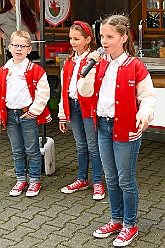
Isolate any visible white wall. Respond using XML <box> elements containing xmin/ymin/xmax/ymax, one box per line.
<box><xmin>150</xmin><ymin>88</ymin><xmax>165</xmax><ymax>127</ymax></box>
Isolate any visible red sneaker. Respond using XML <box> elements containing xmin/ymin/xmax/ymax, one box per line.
<box><xmin>113</xmin><ymin>226</ymin><xmax>138</xmax><ymax>247</ymax></box>
<box><xmin>26</xmin><ymin>182</ymin><xmax>41</xmax><ymax>197</ymax></box>
<box><xmin>93</xmin><ymin>222</ymin><xmax>123</xmax><ymax>238</ymax></box>
<box><xmin>93</xmin><ymin>182</ymin><xmax>105</xmax><ymax>200</ymax></box>
<box><xmin>10</xmin><ymin>182</ymin><xmax>28</xmax><ymax>196</ymax></box>
<box><xmin>61</xmin><ymin>179</ymin><xmax>89</xmax><ymax>193</ymax></box>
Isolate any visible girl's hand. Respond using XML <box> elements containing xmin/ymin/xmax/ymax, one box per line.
<box><xmin>59</xmin><ymin>123</ymin><xmax>68</xmax><ymax>133</ymax></box>
<box><xmin>136</xmin><ymin>117</ymin><xmax>149</xmax><ymax>132</ymax></box>
<box><xmin>87</xmin><ymin>50</ymin><xmax>103</xmax><ymax>63</ymax></box>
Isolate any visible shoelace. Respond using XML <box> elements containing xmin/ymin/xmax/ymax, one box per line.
<box><xmin>100</xmin><ymin>222</ymin><xmax>114</xmax><ymax>231</ymax></box>
<box><xmin>69</xmin><ymin>180</ymin><xmax>82</xmax><ymax>188</ymax></box>
<box><xmin>13</xmin><ymin>182</ymin><xmax>26</xmax><ymax>190</ymax></box>
<box><xmin>28</xmin><ymin>183</ymin><xmax>39</xmax><ymax>191</ymax></box>
<box><xmin>93</xmin><ymin>184</ymin><xmax>103</xmax><ymax>194</ymax></box>
<box><xmin>117</xmin><ymin>228</ymin><xmax>131</xmax><ymax>239</ymax></box>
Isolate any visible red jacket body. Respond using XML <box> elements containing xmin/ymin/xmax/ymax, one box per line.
<box><xmin>0</xmin><ymin>62</ymin><xmax>51</xmax><ymax>129</ymax></box>
<box><xmin>62</xmin><ymin>56</ymin><xmax>93</xmax><ymax>121</ymax></box>
<box><xmin>91</xmin><ymin>56</ymin><xmax>149</xmax><ymax>141</ymax></box>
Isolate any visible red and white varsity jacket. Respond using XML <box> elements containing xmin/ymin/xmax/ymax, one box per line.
<box><xmin>58</xmin><ymin>55</ymin><xmax>94</xmax><ymax>123</ymax></box>
<box><xmin>78</xmin><ymin>56</ymin><xmax>156</xmax><ymax>142</ymax></box>
<box><xmin>0</xmin><ymin>60</ymin><xmax>52</xmax><ymax>129</ymax></box>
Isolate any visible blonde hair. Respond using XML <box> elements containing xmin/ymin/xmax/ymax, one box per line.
<box><xmin>10</xmin><ymin>30</ymin><xmax>31</xmax><ymax>46</ymax></box>
<box><xmin>102</xmin><ymin>15</ymin><xmax>135</xmax><ymax>57</ymax></box>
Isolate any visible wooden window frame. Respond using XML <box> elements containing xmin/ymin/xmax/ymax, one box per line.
<box><xmin>142</xmin><ymin>0</ymin><xmax>165</xmax><ymax>38</ymax></box>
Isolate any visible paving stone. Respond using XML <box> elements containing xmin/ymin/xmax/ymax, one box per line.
<box><xmin>0</xmin><ymin>237</ymin><xmax>17</xmax><ymax>247</ymax></box>
<box><xmin>40</xmin><ymin>235</ymin><xmax>70</xmax><ymax>247</ymax></box>
<box><xmin>46</xmin><ymin>212</ymin><xmax>77</xmax><ymax>229</ymax></box>
<box><xmin>39</xmin><ymin>205</ymin><xmax>68</xmax><ymax>218</ymax></box>
<box><xmin>61</xmin><ymin>232</ymin><xmax>93</xmax><ymax>247</ymax></box>
<box><xmin>11</xmin><ymin>235</ymin><xmax>42</xmax><ymax>248</ymax></box>
<box><xmin>15</xmin><ymin>205</ymin><xmax>47</xmax><ymax>220</ymax></box>
<box><xmin>22</xmin><ymin>214</ymin><xmax>53</xmax><ymax>230</ymax></box>
<box><xmin>140</xmin><ymin>226</ymin><xmax>165</xmax><ymax>245</ymax></box>
<box><xmin>1</xmin><ymin>216</ymin><xmax>29</xmax><ymax>231</ymax></box>
<box><xmin>28</xmin><ymin>224</ymin><xmax>59</xmax><ymax>240</ymax></box>
<box><xmin>0</xmin><ymin>207</ymin><xmax>20</xmax><ymax>221</ymax></box>
<box><xmin>2</xmin><ymin>226</ymin><xmax>34</xmax><ymax>242</ymax></box>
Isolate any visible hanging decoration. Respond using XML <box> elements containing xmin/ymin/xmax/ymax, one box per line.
<box><xmin>38</xmin><ymin>0</ymin><xmax>71</xmax><ymax>26</ymax></box>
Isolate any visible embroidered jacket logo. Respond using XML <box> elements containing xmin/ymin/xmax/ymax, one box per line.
<box><xmin>128</xmin><ymin>80</ymin><xmax>135</xmax><ymax>86</ymax></box>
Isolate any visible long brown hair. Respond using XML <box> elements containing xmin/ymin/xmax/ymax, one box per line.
<box><xmin>68</xmin><ymin>21</ymin><xmax>98</xmax><ymax>61</ymax></box>
<box><xmin>0</xmin><ymin>0</ymin><xmax>37</xmax><ymax>34</ymax></box>
<box><xmin>102</xmin><ymin>15</ymin><xmax>135</xmax><ymax>57</ymax></box>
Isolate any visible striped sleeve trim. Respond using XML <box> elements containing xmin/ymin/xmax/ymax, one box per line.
<box><xmin>129</xmin><ymin>130</ymin><xmax>142</xmax><ymax>141</ymax></box>
<box><xmin>46</xmin><ymin>115</ymin><xmax>52</xmax><ymax>123</ymax></box>
<box><xmin>27</xmin><ymin>111</ymin><xmax>37</xmax><ymax>119</ymax></box>
<box><xmin>59</xmin><ymin>118</ymin><xmax>67</xmax><ymax>124</ymax></box>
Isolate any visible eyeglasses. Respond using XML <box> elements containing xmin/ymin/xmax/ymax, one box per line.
<box><xmin>10</xmin><ymin>43</ymin><xmax>30</xmax><ymax>50</ymax></box>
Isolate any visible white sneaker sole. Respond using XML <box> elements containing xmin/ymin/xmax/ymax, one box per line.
<box><xmin>93</xmin><ymin>193</ymin><xmax>105</xmax><ymax>200</ymax></box>
<box><xmin>93</xmin><ymin>231</ymin><xmax>113</xmax><ymax>238</ymax></box>
<box><xmin>93</xmin><ymin>228</ymin><xmax>121</xmax><ymax>238</ymax></box>
<box><xmin>113</xmin><ymin>231</ymin><xmax>138</xmax><ymax>247</ymax></box>
<box><xmin>26</xmin><ymin>186</ymin><xmax>41</xmax><ymax>197</ymax></box>
<box><xmin>10</xmin><ymin>190</ymin><xmax>23</xmax><ymax>196</ymax></box>
<box><xmin>61</xmin><ymin>185</ymin><xmax>89</xmax><ymax>193</ymax></box>
<box><xmin>26</xmin><ymin>190</ymin><xmax>40</xmax><ymax>197</ymax></box>
<box><xmin>9</xmin><ymin>185</ymin><xmax>28</xmax><ymax>196</ymax></box>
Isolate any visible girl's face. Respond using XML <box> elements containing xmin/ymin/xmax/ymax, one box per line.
<box><xmin>69</xmin><ymin>29</ymin><xmax>91</xmax><ymax>56</ymax></box>
<box><xmin>100</xmin><ymin>24</ymin><xmax>128</xmax><ymax>60</ymax></box>
<box><xmin>8</xmin><ymin>36</ymin><xmax>32</xmax><ymax>64</ymax></box>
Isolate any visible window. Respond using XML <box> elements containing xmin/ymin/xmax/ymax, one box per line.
<box><xmin>142</xmin><ymin>0</ymin><xmax>165</xmax><ymax>38</ymax></box>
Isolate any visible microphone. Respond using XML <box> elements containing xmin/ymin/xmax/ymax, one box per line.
<box><xmin>80</xmin><ymin>47</ymin><xmax>105</xmax><ymax>78</ymax></box>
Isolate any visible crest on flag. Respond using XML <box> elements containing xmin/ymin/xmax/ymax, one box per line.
<box><xmin>38</xmin><ymin>0</ymin><xmax>71</xmax><ymax>27</ymax></box>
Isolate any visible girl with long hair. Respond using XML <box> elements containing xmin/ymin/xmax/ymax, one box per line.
<box><xmin>58</xmin><ymin>21</ymin><xmax>105</xmax><ymax>200</ymax></box>
<box><xmin>78</xmin><ymin>14</ymin><xmax>156</xmax><ymax>247</ymax></box>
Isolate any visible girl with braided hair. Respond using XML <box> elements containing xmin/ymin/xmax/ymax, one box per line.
<box><xmin>78</xmin><ymin>14</ymin><xmax>156</xmax><ymax>247</ymax></box>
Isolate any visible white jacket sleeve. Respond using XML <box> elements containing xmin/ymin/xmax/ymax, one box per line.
<box><xmin>28</xmin><ymin>72</ymin><xmax>50</xmax><ymax>117</ymax></box>
<box><xmin>57</xmin><ymin>68</ymin><xmax>66</xmax><ymax>121</ymax></box>
<box><xmin>136</xmin><ymin>74</ymin><xmax>156</xmax><ymax>123</ymax></box>
<box><xmin>77</xmin><ymin>67</ymin><xmax>96</xmax><ymax>97</ymax></box>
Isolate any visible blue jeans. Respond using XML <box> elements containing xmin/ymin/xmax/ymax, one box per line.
<box><xmin>98</xmin><ymin>117</ymin><xmax>141</xmax><ymax>225</ymax></box>
<box><xmin>6</xmin><ymin>109</ymin><xmax>41</xmax><ymax>183</ymax></box>
<box><xmin>70</xmin><ymin>98</ymin><xmax>103</xmax><ymax>184</ymax></box>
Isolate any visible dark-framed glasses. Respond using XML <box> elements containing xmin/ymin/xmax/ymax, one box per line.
<box><xmin>10</xmin><ymin>43</ymin><xmax>30</xmax><ymax>50</ymax></box>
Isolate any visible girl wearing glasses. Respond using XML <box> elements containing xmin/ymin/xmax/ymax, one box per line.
<box><xmin>0</xmin><ymin>0</ymin><xmax>40</xmax><ymax>60</ymax></box>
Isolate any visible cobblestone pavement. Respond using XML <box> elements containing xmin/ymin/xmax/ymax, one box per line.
<box><xmin>0</xmin><ymin>110</ymin><xmax>165</xmax><ymax>248</ymax></box>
